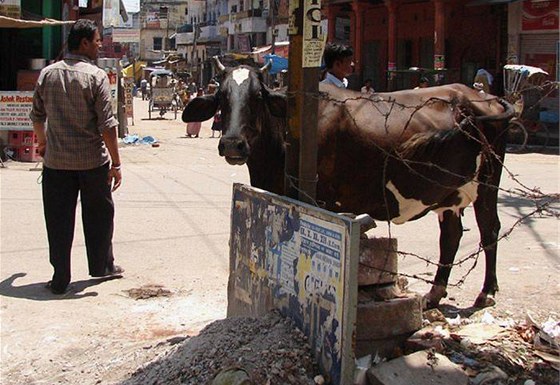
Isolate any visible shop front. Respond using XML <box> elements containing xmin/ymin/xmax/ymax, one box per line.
<box><xmin>0</xmin><ymin>1</ymin><xmax>77</xmax><ymax>162</ymax></box>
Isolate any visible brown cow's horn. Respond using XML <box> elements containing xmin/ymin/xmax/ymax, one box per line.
<box><xmin>259</xmin><ymin>59</ymin><xmax>272</xmax><ymax>73</ymax></box>
<box><xmin>213</xmin><ymin>56</ymin><xmax>226</xmax><ymax>74</ymax></box>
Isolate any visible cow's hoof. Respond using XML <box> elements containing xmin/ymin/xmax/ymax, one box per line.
<box><xmin>423</xmin><ymin>285</ymin><xmax>447</xmax><ymax>309</ymax></box>
<box><xmin>474</xmin><ymin>293</ymin><xmax>496</xmax><ymax>308</ymax></box>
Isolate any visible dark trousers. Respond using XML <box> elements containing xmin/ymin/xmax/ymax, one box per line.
<box><xmin>42</xmin><ymin>164</ymin><xmax>115</xmax><ymax>290</ymax></box>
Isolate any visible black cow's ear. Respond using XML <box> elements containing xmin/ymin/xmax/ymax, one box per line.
<box><xmin>266</xmin><ymin>91</ymin><xmax>287</xmax><ymax>118</ymax></box>
<box><xmin>182</xmin><ymin>95</ymin><xmax>218</xmax><ymax>122</ymax></box>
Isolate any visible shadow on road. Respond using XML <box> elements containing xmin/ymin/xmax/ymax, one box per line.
<box><xmin>0</xmin><ymin>272</ymin><xmax>122</xmax><ymax>301</ymax></box>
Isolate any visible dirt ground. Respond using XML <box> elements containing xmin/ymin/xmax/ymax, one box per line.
<box><xmin>1</xmin><ymin>97</ymin><xmax>558</xmax><ymax>384</ymax></box>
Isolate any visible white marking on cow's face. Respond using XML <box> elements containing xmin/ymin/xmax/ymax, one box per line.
<box><xmin>232</xmin><ymin>68</ymin><xmax>250</xmax><ymax>86</ymax></box>
<box><xmin>386</xmin><ymin>181</ymin><xmax>430</xmax><ymax>224</ymax></box>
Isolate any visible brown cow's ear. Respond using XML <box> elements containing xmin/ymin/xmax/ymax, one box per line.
<box><xmin>266</xmin><ymin>91</ymin><xmax>287</xmax><ymax>118</ymax></box>
<box><xmin>181</xmin><ymin>95</ymin><xmax>218</xmax><ymax>122</ymax></box>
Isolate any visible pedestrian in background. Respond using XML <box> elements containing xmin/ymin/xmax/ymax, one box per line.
<box><xmin>320</xmin><ymin>43</ymin><xmax>354</xmax><ymax>88</ymax></box>
<box><xmin>186</xmin><ymin>88</ymin><xmax>204</xmax><ymax>138</ymax></box>
<box><xmin>140</xmin><ymin>78</ymin><xmax>148</xmax><ymax>100</ymax></box>
<box><xmin>414</xmin><ymin>77</ymin><xmax>430</xmax><ymax>89</ymax></box>
<box><xmin>29</xmin><ymin>19</ymin><xmax>124</xmax><ymax>295</ymax></box>
<box><xmin>361</xmin><ymin>78</ymin><xmax>375</xmax><ymax>94</ymax></box>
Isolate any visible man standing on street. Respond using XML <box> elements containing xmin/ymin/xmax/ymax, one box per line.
<box><xmin>30</xmin><ymin>19</ymin><xmax>124</xmax><ymax>295</ymax></box>
<box><xmin>320</xmin><ymin>43</ymin><xmax>354</xmax><ymax>88</ymax></box>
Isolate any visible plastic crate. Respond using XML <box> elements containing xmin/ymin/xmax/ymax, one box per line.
<box><xmin>17</xmin><ymin>146</ymin><xmax>42</xmax><ymax>162</ymax></box>
<box><xmin>8</xmin><ymin>130</ymin><xmax>37</xmax><ymax>147</ymax></box>
<box><xmin>8</xmin><ymin>130</ymin><xmax>24</xmax><ymax>146</ymax></box>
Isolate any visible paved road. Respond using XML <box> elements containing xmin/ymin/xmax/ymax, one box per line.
<box><xmin>1</xmin><ymin>97</ymin><xmax>558</xmax><ymax>384</ymax></box>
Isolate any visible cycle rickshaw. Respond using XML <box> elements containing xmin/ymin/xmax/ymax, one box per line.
<box><xmin>503</xmin><ymin>64</ymin><xmax>554</xmax><ymax>151</ymax></box>
<box><xmin>148</xmin><ymin>69</ymin><xmax>178</xmax><ymax>119</ymax></box>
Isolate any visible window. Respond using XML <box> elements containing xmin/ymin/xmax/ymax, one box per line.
<box><xmin>153</xmin><ymin>37</ymin><xmax>163</xmax><ymax>50</ymax></box>
<box><xmin>231</xmin><ymin>5</ymin><xmax>237</xmax><ymax>13</ymax></box>
<box><xmin>169</xmin><ymin>38</ymin><xmax>176</xmax><ymax>49</ymax></box>
<box><xmin>239</xmin><ymin>0</ymin><xmax>244</xmax><ymax>12</ymax></box>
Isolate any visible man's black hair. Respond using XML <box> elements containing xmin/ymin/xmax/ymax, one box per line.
<box><xmin>323</xmin><ymin>43</ymin><xmax>353</xmax><ymax>69</ymax></box>
<box><xmin>67</xmin><ymin>19</ymin><xmax>98</xmax><ymax>52</ymax></box>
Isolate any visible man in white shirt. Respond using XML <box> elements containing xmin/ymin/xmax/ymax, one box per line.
<box><xmin>320</xmin><ymin>43</ymin><xmax>354</xmax><ymax>88</ymax></box>
<box><xmin>361</xmin><ymin>78</ymin><xmax>374</xmax><ymax>94</ymax></box>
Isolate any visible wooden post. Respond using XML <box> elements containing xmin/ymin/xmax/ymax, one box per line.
<box><xmin>351</xmin><ymin>0</ymin><xmax>365</xmax><ymax>75</ymax></box>
<box><xmin>385</xmin><ymin>0</ymin><xmax>398</xmax><ymax>91</ymax></box>
<box><xmin>285</xmin><ymin>0</ymin><xmax>324</xmax><ymax>204</ymax></box>
<box><xmin>327</xmin><ymin>6</ymin><xmax>337</xmax><ymax>43</ymax></box>
<box><xmin>433</xmin><ymin>0</ymin><xmax>446</xmax><ymax>79</ymax></box>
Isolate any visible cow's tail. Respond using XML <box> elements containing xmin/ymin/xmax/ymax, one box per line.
<box><xmin>475</xmin><ymin>98</ymin><xmax>515</xmax><ymax>122</ymax></box>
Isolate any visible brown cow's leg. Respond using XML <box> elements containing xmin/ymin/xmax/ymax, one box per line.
<box><xmin>424</xmin><ymin>211</ymin><xmax>463</xmax><ymax>308</ymax></box>
<box><xmin>473</xmin><ymin>183</ymin><xmax>501</xmax><ymax>308</ymax></box>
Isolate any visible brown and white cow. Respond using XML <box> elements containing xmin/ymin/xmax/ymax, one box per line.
<box><xmin>182</xmin><ymin>59</ymin><xmax>514</xmax><ymax>308</ymax></box>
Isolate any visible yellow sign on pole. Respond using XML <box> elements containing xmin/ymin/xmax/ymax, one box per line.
<box><xmin>302</xmin><ymin>0</ymin><xmax>325</xmax><ymax>68</ymax></box>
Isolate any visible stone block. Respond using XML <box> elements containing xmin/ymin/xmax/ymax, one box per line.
<box><xmin>367</xmin><ymin>350</ymin><xmax>469</xmax><ymax>385</ymax></box>
<box><xmin>355</xmin><ymin>333</ymin><xmax>410</xmax><ymax>360</ymax></box>
<box><xmin>356</xmin><ymin>293</ymin><xmax>423</xmax><ymax>340</ymax></box>
<box><xmin>358</xmin><ymin>237</ymin><xmax>398</xmax><ymax>286</ymax></box>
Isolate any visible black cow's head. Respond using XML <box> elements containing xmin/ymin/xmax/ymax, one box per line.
<box><xmin>182</xmin><ymin>57</ymin><xmax>286</xmax><ymax>165</ymax></box>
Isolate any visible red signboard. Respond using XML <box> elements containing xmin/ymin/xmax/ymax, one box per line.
<box><xmin>522</xmin><ymin>0</ymin><xmax>559</xmax><ymax>31</ymax></box>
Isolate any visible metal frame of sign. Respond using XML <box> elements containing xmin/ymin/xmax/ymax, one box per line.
<box><xmin>227</xmin><ymin>184</ymin><xmax>359</xmax><ymax>384</ymax></box>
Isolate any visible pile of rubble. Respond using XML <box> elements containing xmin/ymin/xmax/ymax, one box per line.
<box><xmin>120</xmin><ymin>311</ymin><xmax>318</xmax><ymax>385</ymax></box>
<box><xmin>118</xmin><ymin>307</ymin><xmax>558</xmax><ymax>385</ymax></box>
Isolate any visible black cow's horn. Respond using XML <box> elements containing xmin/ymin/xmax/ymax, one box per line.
<box><xmin>213</xmin><ymin>56</ymin><xmax>226</xmax><ymax>74</ymax></box>
<box><xmin>259</xmin><ymin>59</ymin><xmax>272</xmax><ymax>73</ymax></box>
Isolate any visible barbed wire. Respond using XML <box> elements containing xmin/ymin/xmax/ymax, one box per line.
<box><xmin>281</xmin><ymin>83</ymin><xmax>559</xmax><ymax>289</ymax></box>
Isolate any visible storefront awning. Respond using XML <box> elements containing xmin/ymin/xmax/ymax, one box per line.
<box><xmin>0</xmin><ymin>15</ymin><xmax>75</xmax><ymax>29</ymax></box>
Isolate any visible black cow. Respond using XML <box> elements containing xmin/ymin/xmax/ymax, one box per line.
<box><xmin>182</xmin><ymin>58</ymin><xmax>514</xmax><ymax>308</ymax></box>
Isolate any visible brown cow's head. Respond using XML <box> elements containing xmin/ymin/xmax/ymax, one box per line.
<box><xmin>182</xmin><ymin>57</ymin><xmax>286</xmax><ymax>165</ymax></box>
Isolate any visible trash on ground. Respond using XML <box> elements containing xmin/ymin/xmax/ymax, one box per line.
<box><xmin>123</xmin><ymin>134</ymin><xmax>158</xmax><ymax>145</ymax></box>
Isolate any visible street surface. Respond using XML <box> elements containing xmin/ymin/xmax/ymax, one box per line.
<box><xmin>1</xmin><ymin>97</ymin><xmax>558</xmax><ymax>384</ymax></box>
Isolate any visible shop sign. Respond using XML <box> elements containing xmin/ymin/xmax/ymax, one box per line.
<box><xmin>522</xmin><ymin>1</ymin><xmax>559</xmax><ymax>31</ymax></box>
<box><xmin>146</xmin><ymin>12</ymin><xmax>160</xmax><ymax>29</ymax></box>
<box><xmin>0</xmin><ymin>91</ymin><xmax>33</xmax><ymax>131</ymax></box>
<box><xmin>302</xmin><ymin>0</ymin><xmax>325</xmax><ymax>68</ymax></box>
<box><xmin>0</xmin><ymin>0</ymin><xmax>21</xmax><ymax>18</ymax></box>
<box><xmin>123</xmin><ymin>77</ymin><xmax>134</xmax><ymax>119</ymax></box>
<box><xmin>112</xmin><ymin>29</ymin><xmax>140</xmax><ymax>43</ymax></box>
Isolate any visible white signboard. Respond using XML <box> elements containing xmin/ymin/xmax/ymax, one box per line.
<box><xmin>0</xmin><ymin>92</ymin><xmax>33</xmax><ymax>131</ymax></box>
<box><xmin>302</xmin><ymin>0</ymin><xmax>325</xmax><ymax>68</ymax></box>
<box><xmin>103</xmin><ymin>0</ymin><xmax>121</xmax><ymax>28</ymax></box>
<box><xmin>121</xmin><ymin>0</ymin><xmax>139</xmax><ymax>13</ymax></box>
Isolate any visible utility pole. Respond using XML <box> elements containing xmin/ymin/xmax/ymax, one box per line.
<box><xmin>160</xmin><ymin>5</ymin><xmax>170</xmax><ymax>52</ymax></box>
<box><xmin>284</xmin><ymin>0</ymin><xmax>324</xmax><ymax>203</ymax></box>
<box><xmin>270</xmin><ymin>0</ymin><xmax>276</xmax><ymax>54</ymax></box>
